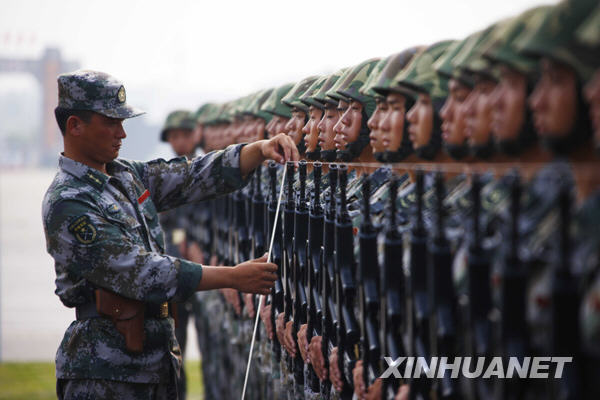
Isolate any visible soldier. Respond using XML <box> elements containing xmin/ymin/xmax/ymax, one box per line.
<box><xmin>44</xmin><ymin>69</ymin><xmax>300</xmax><ymax>400</ymax></box>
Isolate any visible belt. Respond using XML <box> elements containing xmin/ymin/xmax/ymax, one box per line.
<box><xmin>76</xmin><ymin>301</ymin><xmax>170</xmax><ymax>320</ymax></box>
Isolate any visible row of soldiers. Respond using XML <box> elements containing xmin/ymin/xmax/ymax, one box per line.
<box><xmin>162</xmin><ymin>0</ymin><xmax>600</xmax><ymax>398</ymax></box>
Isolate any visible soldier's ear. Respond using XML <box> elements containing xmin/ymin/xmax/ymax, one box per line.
<box><xmin>66</xmin><ymin>115</ymin><xmax>86</xmax><ymax>137</ymax></box>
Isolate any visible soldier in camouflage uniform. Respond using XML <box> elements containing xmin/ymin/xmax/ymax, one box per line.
<box><xmin>43</xmin><ymin>69</ymin><xmax>300</xmax><ymax>400</ymax></box>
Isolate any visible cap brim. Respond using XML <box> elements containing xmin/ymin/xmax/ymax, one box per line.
<box><xmin>99</xmin><ymin>104</ymin><xmax>146</xmax><ymax>119</ymax></box>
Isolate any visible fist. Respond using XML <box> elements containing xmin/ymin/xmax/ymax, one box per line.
<box><xmin>309</xmin><ymin>336</ymin><xmax>328</xmax><ymax>381</ymax></box>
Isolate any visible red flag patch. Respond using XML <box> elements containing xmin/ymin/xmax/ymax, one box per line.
<box><xmin>138</xmin><ymin>189</ymin><xmax>150</xmax><ymax>204</ymax></box>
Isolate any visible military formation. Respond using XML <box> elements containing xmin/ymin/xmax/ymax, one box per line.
<box><xmin>160</xmin><ymin>0</ymin><xmax>600</xmax><ymax>398</ymax></box>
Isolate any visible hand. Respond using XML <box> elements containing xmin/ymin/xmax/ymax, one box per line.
<box><xmin>365</xmin><ymin>379</ymin><xmax>383</xmax><ymax>400</ymax></box>
<box><xmin>222</xmin><ymin>288</ymin><xmax>242</xmax><ymax>315</ymax></box>
<box><xmin>297</xmin><ymin>324</ymin><xmax>309</xmax><ymax>363</ymax></box>
<box><xmin>210</xmin><ymin>254</ymin><xmax>218</xmax><ymax>266</ymax></box>
<box><xmin>309</xmin><ymin>336</ymin><xmax>328</xmax><ymax>381</ymax></box>
<box><xmin>243</xmin><ymin>293</ymin><xmax>255</xmax><ymax>319</ymax></box>
<box><xmin>260</xmin><ymin>133</ymin><xmax>300</xmax><ymax>165</ymax></box>
<box><xmin>353</xmin><ymin>360</ymin><xmax>366</xmax><ymax>400</ymax></box>
<box><xmin>232</xmin><ymin>253</ymin><xmax>277</xmax><ymax>295</ymax></box>
<box><xmin>284</xmin><ymin>320</ymin><xmax>297</xmax><ymax>357</ymax></box>
<box><xmin>276</xmin><ymin>313</ymin><xmax>286</xmax><ymax>347</ymax></box>
<box><xmin>329</xmin><ymin>347</ymin><xmax>344</xmax><ymax>392</ymax></box>
<box><xmin>259</xmin><ymin>300</ymin><xmax>273</xmax><ymax>340</ymax></box>
<box><xmin>394</xmin><ymin>384</ymin><xmax>410</xmax><ymax>400</ymax></box>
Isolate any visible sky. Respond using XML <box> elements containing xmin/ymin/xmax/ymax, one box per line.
<box><xmin>0</xmin><ymin>0</ymin><xmax>558</xmax><ymax>124</ymax></box>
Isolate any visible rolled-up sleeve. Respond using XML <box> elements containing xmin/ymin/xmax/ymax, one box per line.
<box><xmin>45</xmin><ymin>199</ymin><xmax>203</xmax><ymax>303</ymax></box>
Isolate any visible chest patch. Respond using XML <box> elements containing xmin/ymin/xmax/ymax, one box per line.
<box><xmin>68</xmin><ymin>215</ymin><xmax>97</xmax><ymax>244</ymax></box>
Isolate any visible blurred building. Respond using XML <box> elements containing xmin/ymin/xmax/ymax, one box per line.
<box><xmin>0</xmin><ymin>47</ymin><xmax>78</xmax><ymax>166</ymax></box>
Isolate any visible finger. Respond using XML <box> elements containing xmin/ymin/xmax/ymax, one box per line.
<box><xmin>255</xmin><ymin>253</ymin><xmax>268</xmax><ymax>262</ymax></box>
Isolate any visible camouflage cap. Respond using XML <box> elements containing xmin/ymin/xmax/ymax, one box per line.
<box><xmin>325</xmin><ymin>67</ymin><xmax>354</xmax><ymax>103</ymax></box>
<box><xmin>232</xmin><ymin>94</ymin><xmax>254</xmax><ymax>118</ymax></box>
<box><xmin>199</xmin><ymin>103</ymin><xmax>223</xmax><ymax>126</ymax></box>
<box><xmin>311</xmin><ymin>68</ymin><xmax>347</xmax><ymax>107</ymax></box>
<box><xmin>214</xmin><ymin>101</ymin><xmax>235</xmax><ymax>124</ymax></box>
<box><xmin>433</xmin><ymin>36</ymin><xmax>474</xmax><ymax>87</ymax></box>
<box><xmin>336</xmin><ymin>58</ymin><xmax>382</xmax><ymax>116</ymax></box>
<box><xmin>370</xmin><ymin>48</ymin><xmax>421</xmax><ymax>96</ymax></box>
<box><xmin>453</xmin><ymin>22</ymin><xmax>503</xmax><ymax>81</ymax></box>
<box><xmin>300</xmin><ymin>75</ymin><xmax>328</xmax><ymax>109</ymax></box>
<box><xmin>359</xmin><ymin>57</ymin><xmax>391</xmax><ymax>99</ymax></box>
<box><xmin>281</xmin><ymin>76</ymin><xmax>320</xmax><ymax>113</ymax></box>
<box><xmin>194</xmin><ymin>103</ymin><xmax>214</xmax><ymax>123</ymax></box>
<box><xmin>395</xmin><ymin>40</ymin><xmax>456</xmax><ymax>102</ymax></box>
<box><xmin>515</xmin><ymin>0</ymin><xmax>597</xmax><ymax>81</ymax></box>
<box><xmin>57</xmin><ymin>69</ymin><xmax>145</xmax><ymax>119</ymax></box>
<box><xmin>575</xmin><ymin>3</ymin><xmax>600</xmax><ymax>49</ymax></box>
<box><xmin>260</xmin><ymin>82</ymin><xmax>294</xmax><ymax>119</ymax></box>
<box><xmin>245</xmin><ymin>88</ymin><xmax>275</xmax><ymax>122</ymax></box>
<box><xmin>160</xmin><ymin>110</ymin><xmax>196</xmax><ymax>141</ymax></box>
<box><xmin>481</xmin><ymin>6</ymin><xmax>552</xmax><ymax>75</ymax></box>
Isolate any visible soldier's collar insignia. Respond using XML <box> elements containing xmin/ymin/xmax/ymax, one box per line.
<box><xmin>85</xmin><ymin>171</ymin><xmax>108</xmax><ymax>190</ymax></box>
<box><xmin>107</xmin><ymin>204</ymin><xmax>120</xmax><ymax>214</ymax></box>
<box><xmin>117</xmin><ymin>86</ymin><xmax>126</xmax><ymax>103</ymax></box>
<box><xmin>68</xmin><ymin>215</ymin><xmax>97</xmax><ymax>245</ymax></box>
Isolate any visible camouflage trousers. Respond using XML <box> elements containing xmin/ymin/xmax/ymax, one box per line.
<box><xmin>57</xmin><ymin>378</ymin><xmax>177</xmax><ymax>400</ymax></box>
<box><xmin>304</xmin><ymin>363</ymin><xmax>321</xmax><ymax>400</ymax></box>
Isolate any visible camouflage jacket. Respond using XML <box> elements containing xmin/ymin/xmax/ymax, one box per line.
<box><xmin>42</xmin><ymin>144</ymin><xmax>248</xmax><ymax>383</ymax></box>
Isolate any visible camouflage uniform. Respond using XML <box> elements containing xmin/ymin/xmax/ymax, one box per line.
<box><xmin>44</xmin><ymin>70</ymin><xmax>250</xmax><ymax>400</ymax></box>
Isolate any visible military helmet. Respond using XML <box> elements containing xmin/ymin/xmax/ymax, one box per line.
<box><xmin>395</xmin><ymin>40</ymin><xmax>456</xmax><ymax>102</ymax></box>
<box><xmin>260</xmin><ymin>82</ymin><xmax>294</xmax><ymax>119</ymax></box>
<box><xmin>453</xmin><ymin>22</ymin><xmax>503</xmax><ymax>81</ymax></box>
<box><xmin>160</xmin><ymin>110</ymin><xmax>196</xmax><ymax>142</ymax></box>
<box><xmin>481</xmin><ymin>6</ymin><xmax>553</xmax><ymax>75</ymax></box>
<box><xmin>311</xmin><ymin>68</ymin><xmax>347</xmax><ymax>107</ymax></box>
<box><xmin>433</xmin><ymin>35</ymin><xmax>475</xmax><ymax>87</ymax></box>
<box><xmin>245</xmin><ymin>88</ymin><xmax>275</xmax><ymax>122</ymax></box>
<box><xmin>281</xmin><ymin>76</ymin><xmax>320</xmax><ymax>113</ymax></box>
<box><xmin>300</xmin><ymin>75</ymin><xmax>328</xmax><ymax>110</ymax></box>
<box><xmin>359</xmin><ymin>57</ymin><xmax>391</xmax><ymax>100</ymax></box>
<box><xmin>515</xmin><ymin>0</ymin><xmax>597</xmax><ymax>81</ymax></box>
<box><xmin>335</xmin><ymin>58</ymin><xmax>382</xmax><ymax>117</ymax></box>
<box><xmin>371</xmin><ymin>48</ymin><xmax>422</xmax><ymax>97</ymax></box>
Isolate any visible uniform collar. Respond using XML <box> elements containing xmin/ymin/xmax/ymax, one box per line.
<box><xmin>58</xmin><ymin>154</ymin><xmax>111</xmax><ymax>192</ymax></box>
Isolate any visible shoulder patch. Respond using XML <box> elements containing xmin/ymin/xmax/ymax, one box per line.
<box><xmin>68</xmin><ymin>215</ymin><xmax>98</xmax><ymax>244</ymax></box>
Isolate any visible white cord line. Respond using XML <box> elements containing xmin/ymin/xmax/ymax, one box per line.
<box><xmin>241</xmin><ymin>165</ymin><xmax>287</xmax><ymax>400</ymax></box>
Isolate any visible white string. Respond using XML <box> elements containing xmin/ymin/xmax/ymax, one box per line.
<box><xmin>241</xmin><ymin>165</ymin><xmax>287</xmax><ymax>400</ymax></box>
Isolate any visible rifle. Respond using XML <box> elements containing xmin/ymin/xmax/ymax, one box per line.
<box><xmin>321</xmin><ymin>163</ymin><xmax>338</xmax><ymax>396</ymax></box>
<box><xmin>381</xmin><ymin>175</ymin><xmax>407</xmax><ymax>399</ymax></box>
<box><xmin>282</xmin><ymin>162</ymin><xmax>297</xmax><ymax>379</ymax></box>
<box><xmin>291</xmin><ymin>160</ymin><xmax>308</xmax><ymax>388</ymax></box>
<box><xmin>498</xmin><ymin>174</ymin><xmax>528</xmax><ymax>400</ymax></box>
<box><xmin>549</xmin><ymin>181</ymin><xmax>581</xmax><ymax>399</ymax></box>
<box><xmin>307</xmin><ymin>161</ymin><xmax>324</xmax><ymax>393</ymax></box>
<box><xmin>358</xmin><ymin>176</ymin><xmax>382</xmax><ymax>389</ymax></box>
<box><xmin>408</xmin><ymin>169</ymin><xmax>432</xmax><ymax>399</ymax></box>
<box><xmin>465</xmin><ymin>173</ymin><xmax>493</xmax><ymax>399</ymax></box>
<box><xmin>429</xmin><ymin>172</ymin><xmax>458</xmax><ymax>398</ymax></box>
<box><xmin>268</xmin><ymin>162</ymin><xmax>283</xmax><ymax>364</ymax></box>
<box><xmin>335</xmin><ymin>164</ymin><xmax>359</xmax><ymax>398</ymax></box>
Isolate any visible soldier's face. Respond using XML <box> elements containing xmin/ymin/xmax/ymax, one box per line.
<box><xmin>167</xmin><ymin>129</ymin><xmax>196</xmax><ymax>157</ymax></box>
<box><xmin>272</xmin><ymin>115</ymin><xmax>290</xmax><ymax>136</ymax></box>
<box><xmin>193</xmin><ymin>123</ymin><xmax>204</xmax><ymax>147</ymax></box>
<box><xmin>254</xmin><ymin>118</ymin><xmax>266</xmax><ymax>141</ymax></box>
<box><xmin>464</xmin><ymin>78</ymin><xmax>496</xmax><ymax>146</ymax></box>
<box><xmin>317</xmin><ymin>104</ymin><xmax>339</xmax><ymax>151</ymax></box>
<box><xmin>241</xmin><ymin>115</ymin><xmax>255</xmax><ymax>142</ymax></box>
<box><xmin>334</xmin><ymin>100</ymin><xmax>361</xmax><ymax>151</ymax></box>
<box><xmin>406</xmin><ymin>93</ymin><xmax>434</xmax><ymax>149</ymax></box>
<box><xmin>529</xmin><ymin>59</ymin><xmax>578</xmax><ymax>139</ymax></box>
<box><xmin>490</xmin><ymin>65</ymin><xmax>527</xmax><ymax>142</ymax></box>
<box><xmin>285</xmin><ymin>109</ymin><xmax>307</xmax><ymax>146</ymax></box>
<box><xmin>440</xmin><ymin>78</ymin><xmax>471</xmax><ymax>145</ymax></box>
<box><xmin>303</xmin><ymin>106</ymin><xmax>323</xmax><ymax>153</ymax></box>
<box><xmin>368</xmin><ymin>98</ymin><xmax>388</xmax><ymax>153</ymax></box>
<box><xmin>381</xmin><ymin>93</ymin><xmax>407</xmax><ymax>151</ymax></box>
<box><xmin>584</xmin><ymin>69</ymin><xmax>600</xmax><ymax>148</ymax></box>
<box><xmin>77</xmin><ymin>113</ymin><xmax>127</xmax><ymax>165</ymax></box>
